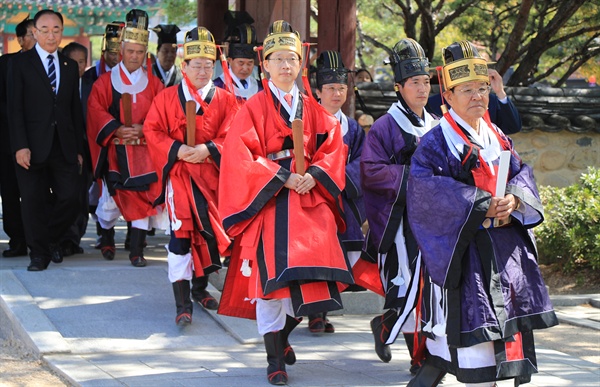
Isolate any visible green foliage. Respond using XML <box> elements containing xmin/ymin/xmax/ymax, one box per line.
<box><xmin>536</xmin><ymin>167</ymin><xmax>600</xmax><ymax>273</ymax></box>
<box><xmin>164</xmin><ymin>0</ymin><xmax>197</xmax><ymax>27</ymax></box>
<box><xmin>355</xmin><ymin>0</ymin><xmax>600</xmax><ymax>86</ymax></box>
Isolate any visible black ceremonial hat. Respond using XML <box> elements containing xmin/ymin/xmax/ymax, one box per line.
<box><xmin>227</xmin><ymin>23</ymin><xmax>258</xmax><ymax>59</ymax></box>
<box><xmin>388</xmin><ymin>38</ymin><xmax>429</xmax><ymax>83</ymax></box>
<box><xmin>153</xmin><ymin>24</ymin><xmax>180</xmax><ymax>49</ymax></box>
<box><xmin>316</xmin><ymin>50</ymin><xmax>349</xmax><ymax>89</ymax></box>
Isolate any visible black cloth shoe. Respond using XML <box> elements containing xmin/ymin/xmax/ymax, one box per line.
<box><xmin>191</xmin><ymin>275</ymin><xmax>219</xmax><ymax>310</ymax></box>
<box><xmin>407</xmin><ymin>358</ymin><xmax>446</xmax><ymax>387</ymax></box>
<box><xmin>27</xmin><ymin>256</ymin><xmax>50</xmax><ymax>271</ymax></box>
<box><xmin>308</xmin><ymin>313</ymin><xmax>325</xmax><ymax>333</ymax></box>
<box><xmin>173</xmin><ymin>281</ymin><xmax>193</xmax><ymax>325</ymax></box>
<box><xmin>49</xmin><ymin>243</ymin><xmax>63</xmax><ymax>264</ymax></box>
<box><xmin>61</xmin><ymin>240</ymin><xmax>83</xmax><ymax>257</ymax></box>
<box><xmin>323</xmin><ymin>312</ymin><xmax>335</xmax><ymax>333</ymax></box>
<box><xmin>129</xmin><ymin>256</ymin><xmax>147</xmax><ymax>267</ymax></box>
<box><xmin>264</xmin><ymin>331</ymin><xmax>288</xmax><ymax>385</ymax></box>
<box><xmin>192</xmin><ymin>289</ymin><xmax>218</xmax><ymax>310</ymax></box>
<box><xmin>3</xmin><ymin>242</ymin><xmax>27</xmax><ymax>257</ymax></box>
<box><xmin>370</xmin><ymin>309</ymin><xmax>399</xmax><ymax>363</ymax></box>
<box><xmin>128</xmin><ymin>228</ymin><xmax>147</xmax><ymax>267</ymax></box>
<box><xmin>281</xmin><ymin>315</ymin><xmax>302</xmax><ymax>365</ymax></box>
<box><xmin>100</xmin><ymin>227</ymin><xmax>116</xmax><ymax>260</ymax></box>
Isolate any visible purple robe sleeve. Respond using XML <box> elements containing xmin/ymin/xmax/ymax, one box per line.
<box><xmin>407</xmin><ymin>128</ymin><xmax>490</xmax><ymax>288</ymax></box>
<box><xmin>360</xmin><ymin>114</ymin><xmax>409</xmax><ymax>253</ymax></box>
<box><xmin>344</xmin><ymin>117</ymin><xmax>365</xmax><ymax>200</ymax></box>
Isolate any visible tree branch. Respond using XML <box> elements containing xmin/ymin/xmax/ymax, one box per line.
<box><xmin>362</xmin><ymin>33</ymin><xmax>394</xmax><ymax>57</ymax></box>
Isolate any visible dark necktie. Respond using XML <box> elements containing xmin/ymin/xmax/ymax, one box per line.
<box><xmin>240</xmin><ymin>79</ymin><xmax>248</xmax><ymax>89</ymax></box>
<box><xmin>47</xmin><ymin>54</ymin><xmax>56</xmax><ymax>94</ymax></box>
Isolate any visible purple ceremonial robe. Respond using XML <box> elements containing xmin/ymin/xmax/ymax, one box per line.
<box><xmin>407</xmin><ymin>125</ymin><xmax>558</xmax><ymax>382</ymax></box>
<box><xmin>340</xmin><ymin>116</ymin><xmax>366</xmax><ymax>252</ymax></box>
<box><xmin>360</xmin><ymin>113</ymin><xmax>421</xmax><ymax>308</ymax></box>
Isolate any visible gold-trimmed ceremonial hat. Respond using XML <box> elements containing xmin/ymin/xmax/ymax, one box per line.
<box><xmin>441</xmin><ymin>40</ymin><xmax>490</xmax><ymax>89</ymax></box>
<box><xmin>262</xmin><ymin>20</ymin><xmax>302</xmax><ymax>60</ymax></box>
<box><xmin>102</xmin><ymin>21</ymin><xmax>125</xmax><ymax>53</ymax></box>
<box><xmin>122</xmin><ymin>9</ymin><xmax>149</xmax><ymax>46</ymax></box>
<box><xmin>183</xmin><ymin>27</ymin><xmax>217</xmax><ymax>61</ymax></box>
<box><xmin>388</xmin><ymin>38</ymin><xmax>429</xmax><ymax>83</ymax></box>
<box><xmin>316</xmin><ymin>50</ymin><xmax>349</xmax><ymax>89</ymax></box>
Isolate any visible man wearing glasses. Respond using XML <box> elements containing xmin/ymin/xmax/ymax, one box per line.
<box><xmin>7</xmin><ymin>9</ymin><xmax>84</xmax><ymax>271</ymax></box>
<box><xmin>0</xmin><ymin>15</ymin><xmax>36</xmax><ymax>259</ymax></box>
<box><xmin>218</xmin><ymin>20</ymin><xmax>352</xmax><ymax>385</ymax></box>
<box><xmin>144</xmin><ymin>26</ymin><xmax>238</xmax><ymax>326</ymax></box>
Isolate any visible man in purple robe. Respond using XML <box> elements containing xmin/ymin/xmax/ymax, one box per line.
<box><xmin>361</xmin><ymin>38</ymin><xmax>437</xmax><ymax>374</ymax></box>
<box><xmin>406</xmin><ymin>40</ymin><xmax>557</xmax><ymax>387</ymax></box>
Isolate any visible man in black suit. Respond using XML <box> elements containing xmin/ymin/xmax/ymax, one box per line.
<box><xmin>59</xmin><ymin>42</ymin><xmax>91</xmax><ymax>257</ymax></box>
<box><xmin>7</xmin><ymin>9</ymin><xmax>84</xmax><ymax>271</ymax></box>
<box><xmin>0</xmin><ymin>16</ymin><xmax>35</xmax><ymax>258</ymax></box>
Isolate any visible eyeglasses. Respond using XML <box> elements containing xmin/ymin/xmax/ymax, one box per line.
<box><xmin>36</xmin><ymin>28</ymin><xmax>63</xmax><ymax>36</ymax></box>
<box><xmin>188</xmin><ymin>65</ymin><xmax>214</xmax><ymax>72</ymax></box>
<box><xmin>453</xmin><ymin>85</ymin><xmax>492</xmax><ymax>97</ymax></box>
<box><xmin>322</xmin><ymin>85</ymin><xmax>348</xmax><ymax>94</ymax></box>
<box><xmin>24</xmin><ymin>33</ymin><xmax>35</xmax><ymax>39</ymax></box>
<box><xmin>268</xmin><ymin>57</ymin><xmax>300</xmax><ymax>66</ymax></box>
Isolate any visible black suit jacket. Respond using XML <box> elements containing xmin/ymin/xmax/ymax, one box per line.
<box><xmin>80</xmin><ymin>69</ymin><xmax>96</xmax><ymax>124</ymax></box>
<box><xmin>0</xmin><ymin>52</ymin><xmax>18</xmax><ymax>156</ymax></box>
<box><xmin>7</xmin><ymin>48</ymin><xmax>84</xmax><ymax>164</ymax></box>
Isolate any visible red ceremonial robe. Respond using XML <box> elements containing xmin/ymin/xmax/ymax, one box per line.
<box><xmin>218</xmin><ymin>89</ymin><xmax>354</xmax><ymax>319</ymax></box>
<box><xmin>87</xmin><ymin>68</ymin><xmax>164</xmax><ymax>221</ymax></box>
<box><xmin>143</xmin><ymin>84</ymin><xmax>237</xmax><ymax>277</ymax></box>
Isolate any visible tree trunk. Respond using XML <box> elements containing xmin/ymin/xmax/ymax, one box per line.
<box><xmin>507</xmin><ymin>0</ymin><xmax>587</xmax><ymax>86</ymax></box>
<box><xmin>496</xmin><ymin>0</ymin><xmax>534</xmax><ymax>76</ymax></box>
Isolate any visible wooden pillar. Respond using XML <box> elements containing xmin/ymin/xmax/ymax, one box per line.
<box><xmin>197</xmin><ymin>0</ymin><xmax>229</xmax><ymax>41</ymax></box>
<box><xmin>317</xmin><ymin>0</ymin><xmax>356</xmax><ymax>116</ymax></box>
<box><xmin>241</xmin><ymin>0</ymin><xmax>310</xmax><ymax>44</ymax></box>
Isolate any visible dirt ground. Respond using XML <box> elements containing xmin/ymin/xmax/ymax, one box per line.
<box><xmin>1</xmin><ymin>265</ymin><xmax>598</xmax><ymax>386</ymax></box>
<box><xmin>0</xmin><ymin>306</ymin><xmax>74</xmax><ymax>387</ymax></box>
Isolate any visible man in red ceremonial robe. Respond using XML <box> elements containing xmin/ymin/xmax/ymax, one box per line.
<box><xmin>218</xmin><ymin>20</ymin><xmax>353</xmax><ymax>385</ymax></box>
<box><xmin>87</xmin><ymin>9</ymin><xmax>164</xmax><ymax>268</ymax></box>
<box><xmin>144</xmin><ymin>26</ymin><xmax>237</xmax><ymax>325</ymax></box>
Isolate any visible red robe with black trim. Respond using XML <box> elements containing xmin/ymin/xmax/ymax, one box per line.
<box><xmin>143</xmin><ymin>84</ymin><xmax>237</xmax><ymax>277</ymax></box>
<box><xmin>87</xmin><ymin>67</ymin><xmax>164</xmax><ymax>221</ymax></box>
<box><xmin>218</xmin><ymin>89</ymin><xmax>354</xmax><ymax>319</ymax></box>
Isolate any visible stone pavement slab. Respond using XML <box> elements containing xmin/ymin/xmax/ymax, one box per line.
<box><xmin>1</xmin><ymin>221</ymin><xmax>599</xmax><ymax>386</ymax></box>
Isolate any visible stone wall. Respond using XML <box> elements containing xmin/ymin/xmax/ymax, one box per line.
<box><xmin>511</xmin><ymin>130</ymin><xmax>598</xmax><ymax>187</ymax></box>
<box><xmin>355</xmin><ymin>83</ymin><xmax>600</xmax><ymax>187</ymax></box>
